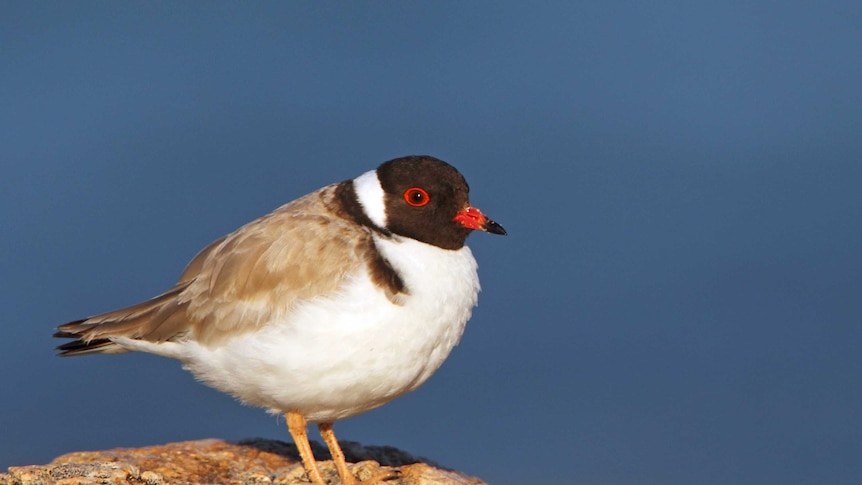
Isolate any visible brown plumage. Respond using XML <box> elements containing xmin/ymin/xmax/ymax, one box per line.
<box><xmin>55</xmin><ymin>183</ymin><xmax>405</xmax><ymax>354</ymax></box>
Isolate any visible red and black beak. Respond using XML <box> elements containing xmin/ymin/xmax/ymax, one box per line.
<box><xmin>454</xmin><ymin>207</ymin><xmax>507</xmax><ymax>235</ymax></box>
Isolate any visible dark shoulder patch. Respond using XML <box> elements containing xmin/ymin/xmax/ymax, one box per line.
<box><xmin>364</xmin><ymin>240</ymin><xmax>408</xmax><ymax>304</ymax></box>
<box><xmin>330</xmin><ymin>181</ymin><xmax>405</xmax><ymax>303</ymax></box>
<box><xmin>333</xmin><ymin>180</ymin><xmax>391</xmax><ymax>236</ymax></box>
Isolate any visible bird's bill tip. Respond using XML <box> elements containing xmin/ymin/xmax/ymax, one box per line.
<box><xmin>454</xmin><ymin>207</ymin><xmax>507</xmax><ymax>235</ymax></box>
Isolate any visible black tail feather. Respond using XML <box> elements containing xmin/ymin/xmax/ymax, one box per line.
<box><xmin>54</xmin><ymin>337</ymin><xmax>117</xmax><ymax>356</ymax></box>
<box><xmin>53</xmin><ymin>281</ymin><xmax>193</xmax><ymax>357</ymax></box>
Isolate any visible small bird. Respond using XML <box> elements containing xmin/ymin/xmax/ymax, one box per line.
<box><xmin>54</xmin><ymin>155</ymin><xmax>506</xmax><ymax>485</ymax></box>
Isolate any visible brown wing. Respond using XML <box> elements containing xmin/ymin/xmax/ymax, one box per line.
<box><xmin>55</xmin><ymin>184</ymin><xmax>375</xmax><ymax>354</ymax></box>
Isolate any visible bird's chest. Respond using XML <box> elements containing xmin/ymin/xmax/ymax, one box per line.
<box><xmin>192</xmin><ymin>240</ymin><xmax>480</xmax><ymax>420</ymax></box>
<box><xmin>283</xmin><ymin>239</ymin><xmax>480</xmax><ymax>377</ymax></box>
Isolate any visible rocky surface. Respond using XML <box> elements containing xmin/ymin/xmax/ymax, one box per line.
<box><xmin>1</xmin><ymin>438</ymin><xmax>487</xmax><ymax>485</ymax></box>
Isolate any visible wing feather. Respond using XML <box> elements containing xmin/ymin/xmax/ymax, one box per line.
<box><xmin>55</xmin><ymin>184</ymin><xmax>374</xmax><ymax>353</ymax></box>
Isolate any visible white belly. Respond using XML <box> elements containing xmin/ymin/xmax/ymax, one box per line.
<box><xmin>169</xmin><ymin>239</ymin><xmax>479</xmax><ymax>422</ymax></box>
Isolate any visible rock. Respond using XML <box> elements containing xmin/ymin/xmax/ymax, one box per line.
<box><xmin>0</xmin><ymin>439</ymin><xmax>487</xmax><ymax>485</ymax></box>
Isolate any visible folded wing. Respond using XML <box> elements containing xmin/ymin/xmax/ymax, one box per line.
<box><xmin>54</xmin><ymin>185</ymin><xmax>375</xmax><ymax>355</ymax></box>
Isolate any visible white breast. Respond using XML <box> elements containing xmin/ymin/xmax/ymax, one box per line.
<box><xmin>173</xmin><ymin>236</ymin><xmax>480</xmax><ymax>423</ymax></box>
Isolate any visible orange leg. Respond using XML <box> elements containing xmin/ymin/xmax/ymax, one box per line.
<box><xmin>286</xmin><ymin>411</ymin><xmax>327</xmax><ymax>485</ymax></box>
<box><xmin>318</xmin><ymin>422</ymin><xmax>396</xmax><ymax>485</ymax></box>
<box><xmin>319</xmin><ymin>422</ymin><xmax>358</xmax><ymax>485</ymax></box>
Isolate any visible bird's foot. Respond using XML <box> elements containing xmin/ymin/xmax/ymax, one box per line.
<box><xmin>288</xmin><ymin>460</ymin><xmax>398</xmax><ymax>485</ymax></box>
<box><xmin>340</xmin><ymin>462</ymin><xmax>399</xmax><ymax>485</ymax></box>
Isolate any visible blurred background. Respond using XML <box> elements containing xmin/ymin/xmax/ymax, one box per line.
<box><xmin>2</xmin><ymin>2</ymin><xmax>861</xmax><ymax>484</ymax></box>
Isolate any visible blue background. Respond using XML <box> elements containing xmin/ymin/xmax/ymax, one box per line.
<box><xmin>2</xmin><ymin>3</ymin><xmax>861</xmax><ymax>484</ymax></box>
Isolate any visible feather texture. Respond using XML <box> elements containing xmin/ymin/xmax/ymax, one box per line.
<box><xmin>55</xmin><ymin>183</ymin><xmax>404</xmax><ymax>353</ymax></box>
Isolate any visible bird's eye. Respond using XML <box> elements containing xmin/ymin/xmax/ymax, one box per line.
<box><xmin>403</xmin><ymin>187</ymin><xmax>430</xmax><ymax>207</ymax></box>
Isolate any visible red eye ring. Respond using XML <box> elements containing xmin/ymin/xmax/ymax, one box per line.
<box><xmin>403</xmin><ymin>187</ymin><xmax>430</xmax><ymax>207</ymax></box>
